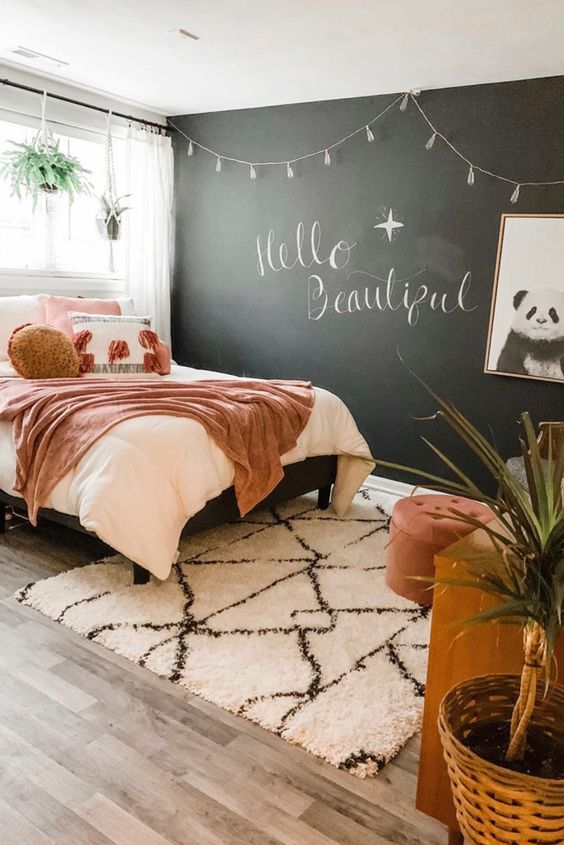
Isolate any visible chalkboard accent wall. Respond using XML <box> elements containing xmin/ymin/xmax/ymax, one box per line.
<box><xmin>170</xmin><ymin>76</ymin><xmax>563</xmax><ymax>487</ymax></box>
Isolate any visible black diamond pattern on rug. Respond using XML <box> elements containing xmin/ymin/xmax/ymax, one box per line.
<box><xmin>17</xmin><ymin>487</ymin><xmax>430</xmax><ymax>778</ymax></box>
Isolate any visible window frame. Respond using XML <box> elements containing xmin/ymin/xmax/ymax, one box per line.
<box><xmin>0</xmin><ymin>267</ymin><xmax>125</xmax><ymax>293</ymax></box>
<box><xmin>0</xmin><ymin>107</ymin><xmax>128</xmax><ymax>292</ymax></box>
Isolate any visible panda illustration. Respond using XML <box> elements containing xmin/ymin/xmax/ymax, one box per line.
<box><xmin>497</xmin><ymin>288</ymin><xmax>564</xmax><ymax>380</ymax></box>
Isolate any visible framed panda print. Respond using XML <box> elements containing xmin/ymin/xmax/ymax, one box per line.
<box><xmin>485</xmin><ymin>214</ymin><xmax>564</xmax><ymax>384</ymax></box>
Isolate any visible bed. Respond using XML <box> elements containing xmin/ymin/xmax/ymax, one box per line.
<box><xmin>0</xmin><ymin>363</ymin><xmax>374</xmax><ymax>582</ymax></box>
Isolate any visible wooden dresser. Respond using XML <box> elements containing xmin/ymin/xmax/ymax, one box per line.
<box><xmin>416</xmin><ymin>527</ymin><xmax>564</xmax><ymax>844</ymax></box>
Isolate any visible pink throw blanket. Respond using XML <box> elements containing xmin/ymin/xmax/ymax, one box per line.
<box><xmin>0</xmin><ymin>378</ymin><xmax>314</xmax><ymax>523</ymax></box>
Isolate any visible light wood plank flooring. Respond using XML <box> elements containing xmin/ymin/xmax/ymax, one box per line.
<box><xmin>0</xmin><ymin>518</ymin><xmax>447</xmax><ymax>845</ymax></box>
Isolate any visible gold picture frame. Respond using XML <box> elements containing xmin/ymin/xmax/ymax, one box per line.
<box><xmin>484</xmin><ymin>213</ymin><xmax>564</xmax><ymax>384</ymax></box>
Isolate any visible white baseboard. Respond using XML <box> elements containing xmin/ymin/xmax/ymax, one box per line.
<box><xmin>364</xmin><ymin>474</ymin><xmax>438</xmax><ymax>498</ymax></box>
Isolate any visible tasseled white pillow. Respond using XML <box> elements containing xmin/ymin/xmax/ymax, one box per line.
<box><xmin>69</xmin><ymin>313</ymin><xmax>162</xmax><ymax>377</ymax></box>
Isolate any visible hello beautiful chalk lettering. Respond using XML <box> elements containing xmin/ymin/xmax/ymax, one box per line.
<box><xmin>308</xmin><ymin>269</ymin><xmax>475</xmax><ymax>326</ymax></box>
<box><xmin>256</xmin><ymin>221</ymin><xmax>356</xmax><ymax>277</ymax></box>
<box><xmin>255</xmin><ymin>220</ymin><xmax>477</xmax><ymax>326</ymax></box>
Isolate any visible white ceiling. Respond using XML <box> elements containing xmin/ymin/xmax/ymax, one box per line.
<box><xmin>1</xmin><ymin>0</ymin><xmax>564</xmax><ymax>116</ymax></box>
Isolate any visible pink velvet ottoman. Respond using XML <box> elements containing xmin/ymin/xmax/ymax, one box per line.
<box><xmin>385</xmin><ymin>494</ymin><xmax>493</xmax><ymax>606</ymax></box>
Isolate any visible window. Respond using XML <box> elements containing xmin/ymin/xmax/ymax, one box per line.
<box><xmin>0</xmin><ymin>117</ymin><xmax>126</xmax><ymax>278</ymax></box>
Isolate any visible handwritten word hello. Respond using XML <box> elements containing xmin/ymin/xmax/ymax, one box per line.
<box><xmin>256</xmin><ymin>221</ymin><xmax>356</xmax><ymax>277</ymax></box>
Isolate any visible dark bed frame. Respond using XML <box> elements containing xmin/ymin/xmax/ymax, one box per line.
<box><xmin>0</xmin><ymin>454</ymin><xmax>337</xmax><ymax>584</ymax></box>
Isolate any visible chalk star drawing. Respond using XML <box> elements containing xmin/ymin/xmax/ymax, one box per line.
<box><xmin>374</xmin><ymin>209</ymin><xmax>404</xmax><ymax>242</ymax></box>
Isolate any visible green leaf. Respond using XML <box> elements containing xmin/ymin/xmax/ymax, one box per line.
<box><xmin>0</xmin><ymin>137</ymin><xmax>91</xmax><ymax>201</ymax></box>
<box><xmin>385</xmin><ymin>361</ymin><xmax>564</xmax><ymax>685</ymax></box>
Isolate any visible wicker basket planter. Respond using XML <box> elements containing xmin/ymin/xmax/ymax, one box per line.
<box><xmin>439</xmin><ymin>674</ymin><xmax>564</xmax><ymax>845</ymax></box>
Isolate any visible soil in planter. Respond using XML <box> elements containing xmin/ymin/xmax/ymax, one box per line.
<box><xmin>465</xmin><ymin>721</ymin><xmax>564</xmax><ymax>779</ymax></box>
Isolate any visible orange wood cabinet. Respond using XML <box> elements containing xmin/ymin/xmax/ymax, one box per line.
<box><xmin>416</xmin><ymin>527</ymin><xmax>564</xmax><ymax>840</ymax></box>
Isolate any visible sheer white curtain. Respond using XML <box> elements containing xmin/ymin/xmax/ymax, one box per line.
<box><xmin>125</xmin><ymin>127</ymin><xmax>173</xmax><ymax>346</ymax></box>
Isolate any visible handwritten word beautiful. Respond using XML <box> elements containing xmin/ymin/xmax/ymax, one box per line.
<box><xmin>255</xmin><ymin>221</ymin><xmax>476</xmax><ymax>326</ymax></box>
<box><xmin>308</xmin><ymin>270</ymin><xmax>475</xmax><ymax>326</ymax></box>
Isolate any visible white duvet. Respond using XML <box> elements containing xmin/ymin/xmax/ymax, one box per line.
<box><xmin>0</xmin><ymin>365</ymin><xmax>374</xmax><ymax>579</ymax></box>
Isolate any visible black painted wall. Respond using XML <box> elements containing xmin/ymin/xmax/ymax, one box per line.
<box><xmin>170</xmin><ymin>77</ymin><xmax>563</xmax><ymax>487</ymax></box>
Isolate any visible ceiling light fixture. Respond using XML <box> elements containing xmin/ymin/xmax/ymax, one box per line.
<box><xmin>175</xmin><ymin>28</ymin><xmax>200</xmax><ymax>41</ymax></box>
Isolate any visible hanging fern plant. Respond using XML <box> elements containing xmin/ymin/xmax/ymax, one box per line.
<box><xmin>1</xmin><ymin>91</ymin><xmax>91</xmax><ymax>206</ymax></box>
<box><xmin>0</xmin><ymin>138</ymin><xmax>92</xmax><ymax>206</ymax></box>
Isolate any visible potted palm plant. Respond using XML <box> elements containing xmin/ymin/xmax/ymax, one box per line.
<box><xmin>378</xmin><ymin>384</ymin><xmax>563</xmax><ymax>845</ymax></box>
<box><xmin>0</xmin><ymin>137</ymin><xmax>91</xmax><ymax>206</ymax></box>
<box><xmin>96</xmin><ymin>192</ymin><xmax>131</xmax><ymax>240</ymax></box>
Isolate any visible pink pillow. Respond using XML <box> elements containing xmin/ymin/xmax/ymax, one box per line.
<box><xmin>40</xmin><ymin>295</ymin><xmax>121</xmax><ymax>338</ymax></box>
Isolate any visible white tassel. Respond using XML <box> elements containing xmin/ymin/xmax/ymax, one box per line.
<box><xmin>215</xmin><ymin>157</ymin><xmax>222</xmax><ymax>173</ymax></box>
<box><xmin>324</xmin><ymin>149</ymin><xmax>331</xmax><ymax>166</ymax></box>
<box><xmin>250</xmin><ymin>164</ymin><xmax>256</xmax><ymax>180</ymax></box>
<box><xmin>187</xmin><ymin>140</ymin><xmax>193</xmax><ymax>156</ymax></box>
<box><xmin>287</xmin><ymin>162</ymin><xmax>294</xmax><ymax>179</ymax></box>
<box><xmin>510</xmin><ymin>184</ymin><xmax>520</xmax><ymax>204</ymax></box>
<box><xmin>399</xmin><ymin>93</ymin><xmax>409</xmax><ymax>111</ymax></box>
<box><xmin>366</xmin><ymin>125</ymin><xmax>375</xmax><ymax>143</ymax></box>
<box><xmin>425</xmin><ymin>132</ymin><xmax>436</xmax><ymax>150</ymax></box>
<box><xmin>467</xmin><ymin>165</ymin><xmax>475</xmax><ymax>186</ymax></box>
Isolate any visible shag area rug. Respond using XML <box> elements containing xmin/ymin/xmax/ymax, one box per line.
<box><xmin>17</xmin><ymin>488</ymin><xmax>430</xmax><ymax>777</ymax></box>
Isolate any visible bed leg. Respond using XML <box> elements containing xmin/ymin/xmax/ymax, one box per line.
<box><xmin>317</xmin><ymin>484</ymin><xmax>332</xmax><ymax>510</ymax></box>
<box><xmin>133</xmin><ymin>563</ymin><xmax>151</xmax><ymax>585</ymax></box>
<box><xmin>0</xmin><ymin>504</ymin><xmax>6</xmax><ymax>534</ymax></box>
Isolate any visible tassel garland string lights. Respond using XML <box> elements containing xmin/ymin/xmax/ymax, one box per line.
<box><xmin>168</xmin><ymin>90</ymin><xmax>564</xmax><ymax>203</ymax></box>
<box><xmin>510</xmin><ymin>184</ymin><xmax>520</xmax><ymax>204</ymax></box>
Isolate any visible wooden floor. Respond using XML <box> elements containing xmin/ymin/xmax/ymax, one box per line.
<box><xmin>0</xmin><ymin>517</ymin><xmax>447</xmax><ymax>845</ymax></box>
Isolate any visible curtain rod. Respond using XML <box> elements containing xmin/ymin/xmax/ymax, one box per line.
<box><xmin>0</xmin><ymin>77</ymin><xmax>166</xmax><ymax>131</ymax></box>
<box><xmin>0</xmin><ymin>102</ymin><xmax>116</xmax><ymax>138</ymax></box>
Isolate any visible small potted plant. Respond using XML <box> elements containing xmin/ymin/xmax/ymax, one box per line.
<box><xmin>96</xmin><ymin>192</ymin><xmax>131</xmax><ymax>240</ymax></box>
<box><xmin>0</xmin><ymin>137</ymin><xmax>91</xmax><ymax>206</ymax></box>
<box><xmin>378</xmin><ymin>383</ymin><xmax>563</xmax><ymax>844</ymax></box>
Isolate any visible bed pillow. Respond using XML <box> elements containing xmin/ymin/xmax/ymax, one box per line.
<box><xmin>0</xmin><ymin>295</ymin><xmax>46</xmax><ymax>360</ymax></box>
<box><xmin>116</xmin><ymin>297</ymin><xmax>137</xmax><ymax>316</ymax></box>
<box><xmin>0</xmin><ymin>359</ymin><xmax>20</xmax><ymax>378</ymax></box>
<box><xmin>69</xmin><ymin>312</ymin><xmax>165</xmax><ymax>376</ymax></box>
<box><xmin>40</xmin><ymin>295</ymin><xmax>122</xmax><ymax>338</ymax></box>
<box><xmin>8</xmin><ymin>324</ymin><xmax>80</xmax><ymax>379</ymax></box>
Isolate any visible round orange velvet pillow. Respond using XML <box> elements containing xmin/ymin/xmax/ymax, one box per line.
<box><xmin>8</xmin><ymin>323</ymin><xmax>80</xmax><ymax>379</ymax></box>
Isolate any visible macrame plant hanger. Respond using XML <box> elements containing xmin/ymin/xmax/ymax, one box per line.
<box><xmin>33</xmin><ymin>91</ymin><xmax>60</xmax><ymax>264</ymax></box>
<box><xmin>104</xmin><ymin>110</ymin><xmax>118</xmax><ymax>272</ymax></box>
<box><xmin>36</xmin><ymin>91</ymin><xmax>51</xmax><ymax>149</ymax></box>
<box><xmin>34</xmin><ymin>92</ymin><xmax>54</xmax><ymax>214</ymax></box>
